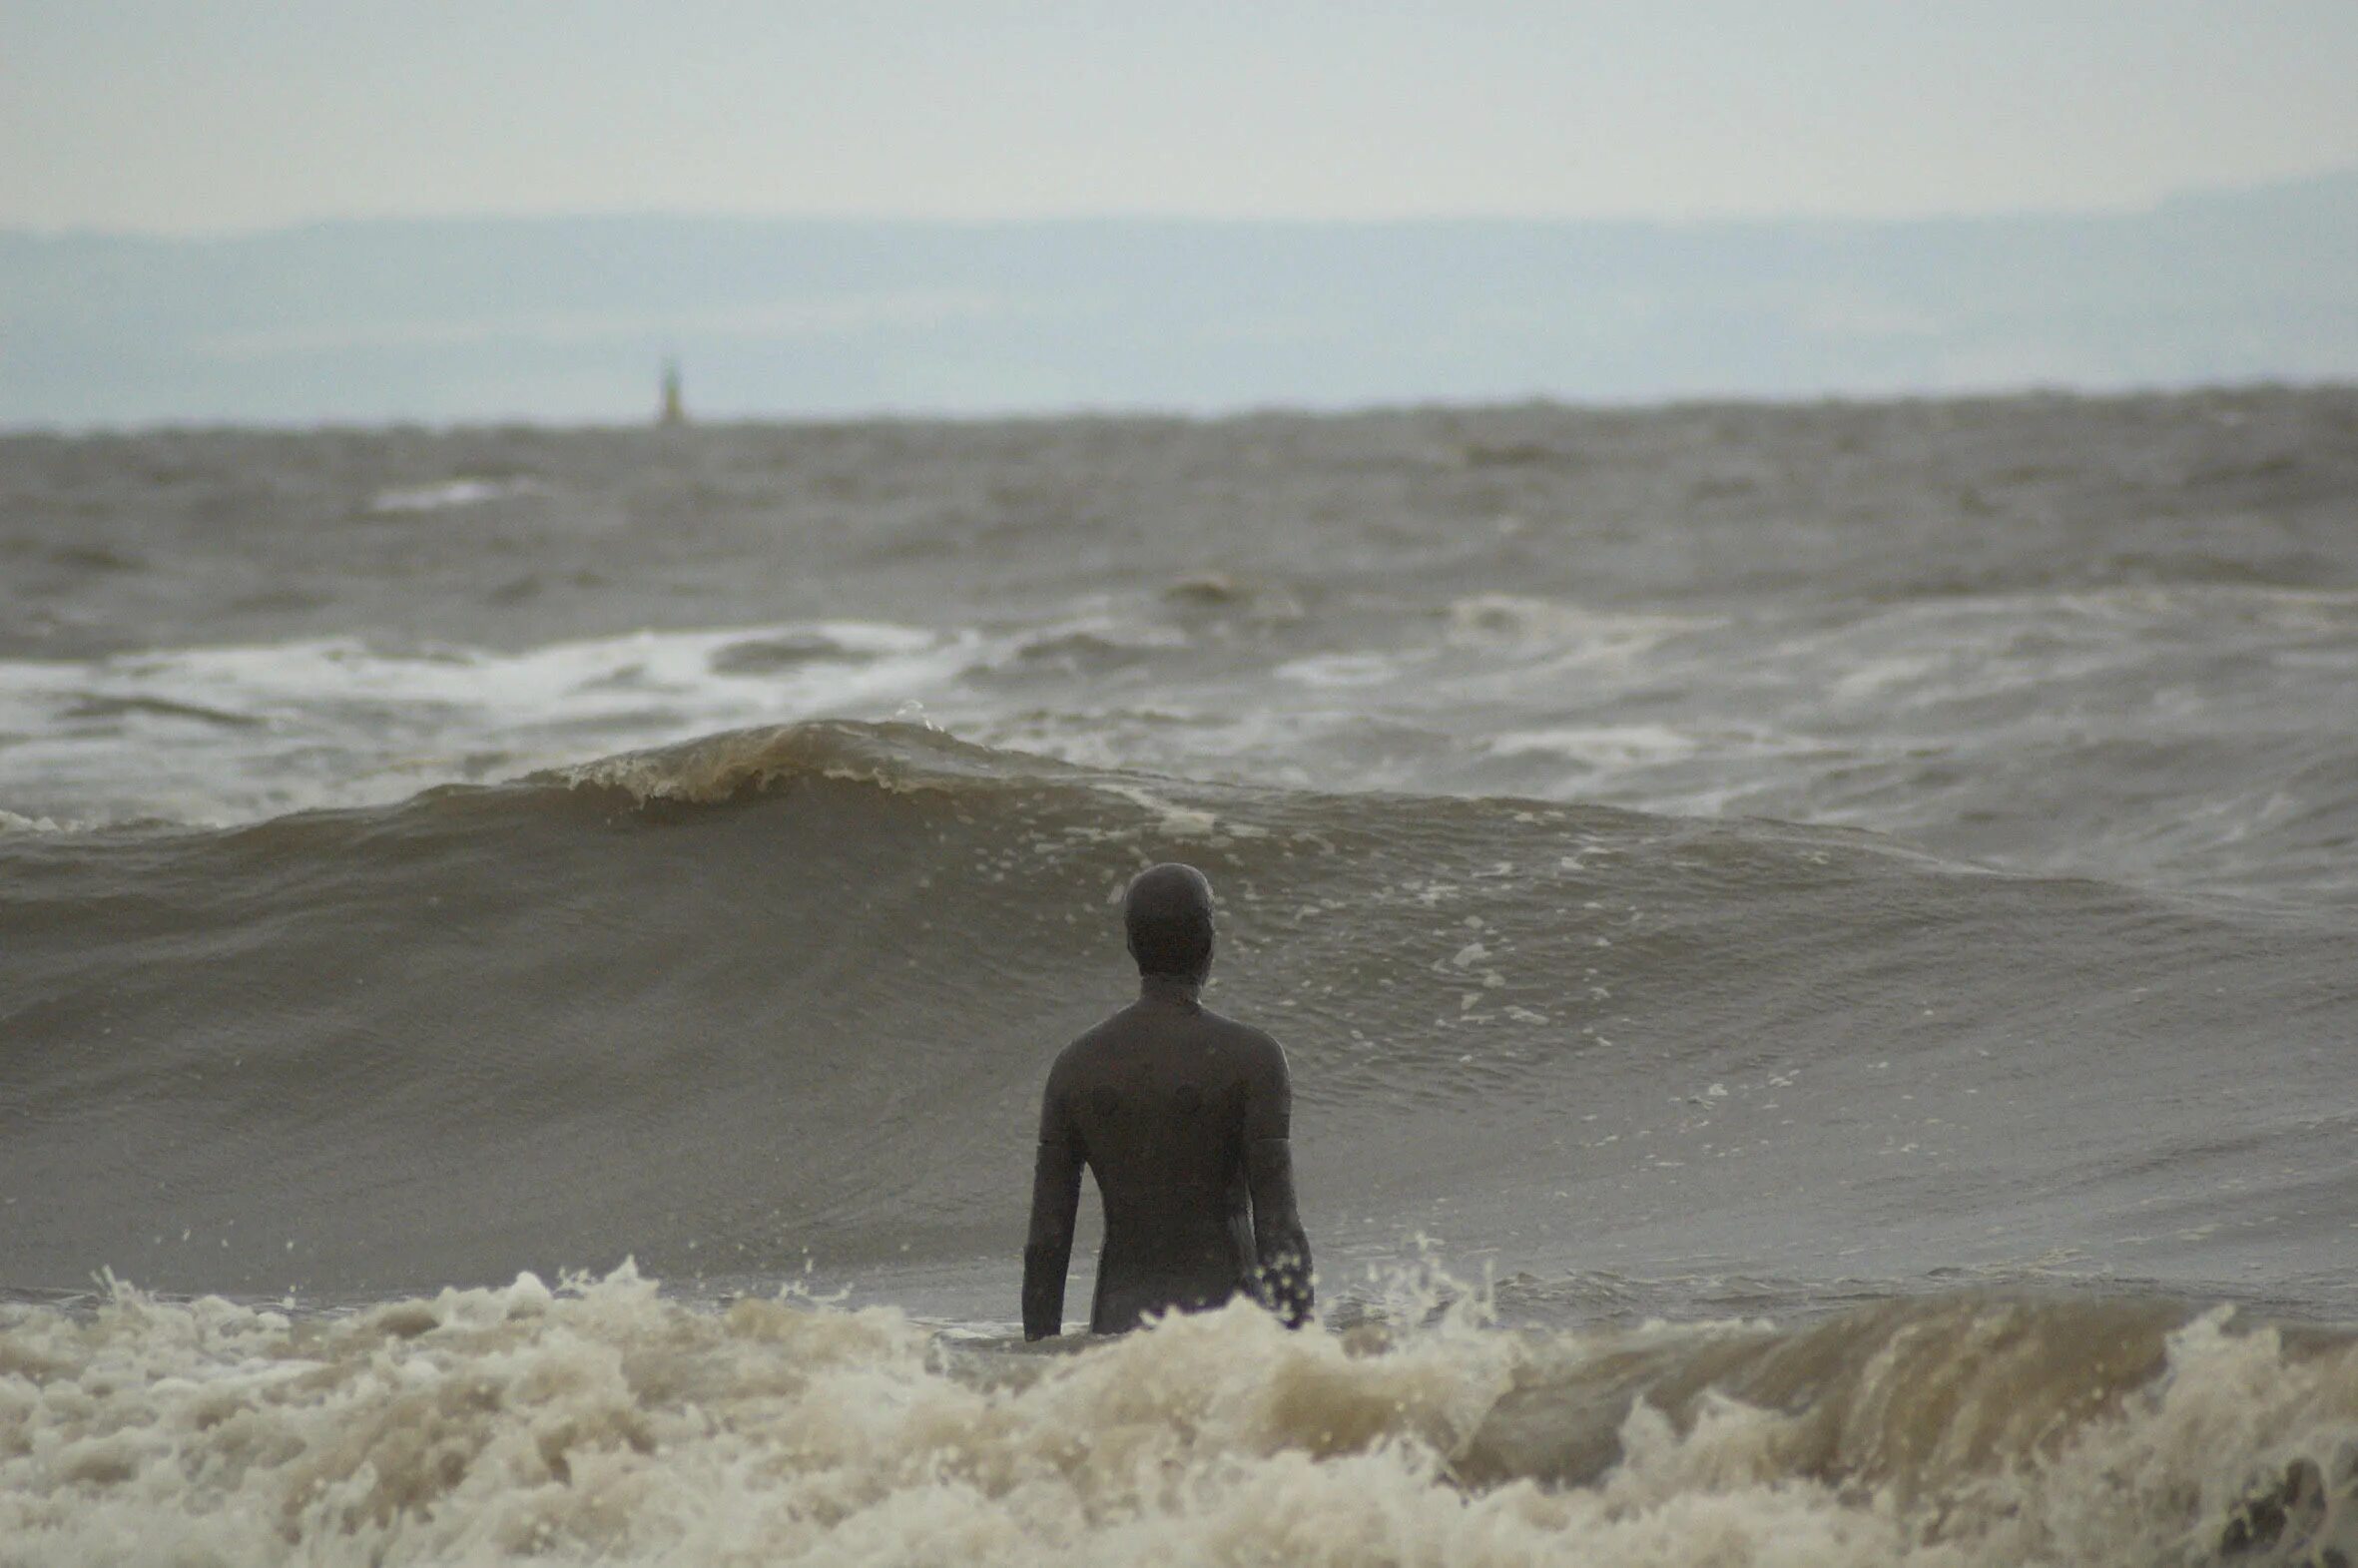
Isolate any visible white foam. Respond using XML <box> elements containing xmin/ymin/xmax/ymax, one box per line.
<box><xmin>1488</xmin><ymin>724</ymin><xmax>1705</xmax><ymax>768</ymax></box>
<box><xmin>1273</xmin><ymin>652</ymin><xmax>1417</xmax><ymax>689</ymax></box>
<box><xmin>2</xmin><ymin>1273</ymin><xmax>2354</xmax><ymax>1567</ymax></box>
<box><xmin>367</xmin><ymin>479</ymin><xmax>545</xmax><ymax>514</ymax></box>
<box><xmin>1092</xmin><ymin>781</ymin><xmax>1242</xmax><ymax>840</ymax></box>
<box><xmin>0</xmin><ymin>623</ymin><xmax>978</xmax><ymax>824</ymax></box>
<box><xmin>1444</xmin><ymin>595</ymin><xmax>1707</xmax><ymax>662</ymax></box>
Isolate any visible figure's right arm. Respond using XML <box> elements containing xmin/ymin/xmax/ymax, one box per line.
<box><xmin>1243</xmin><ymin>1035</ymin><xmax>1315</xmax><ymax>1328</ymax></box>
<box><xmin>1022</xmin><ymin>1065</ymin><xmax>1083</xmax><ymax>1340</ymax></box>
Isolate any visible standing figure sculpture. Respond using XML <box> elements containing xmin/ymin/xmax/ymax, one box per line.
<box><xmin>1022</xmin><ymin>862</ymin><xmax>1314</xmax><ymax>1338</ymax></box>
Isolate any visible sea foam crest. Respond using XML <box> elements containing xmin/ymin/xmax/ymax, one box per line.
<box><xmin>548</xmin><ymin>719</ymin><xmax>1053</xmax><ymax>807</ymax></box>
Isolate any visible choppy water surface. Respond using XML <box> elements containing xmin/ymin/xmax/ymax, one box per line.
<box><xmin>3</xmin><ymin>388</ymin><xmax>2356</xmax><ymax>1563</ymax></box>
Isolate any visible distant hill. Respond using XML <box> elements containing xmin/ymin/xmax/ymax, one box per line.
<box><xmin>5</xmin><ymin>172</ymin><xmax>2355</xmax><ymax>426</ymax></box>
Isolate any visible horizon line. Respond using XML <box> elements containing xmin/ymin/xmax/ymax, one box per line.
<box><xmin>8</xmin><ymin>165</ymin><xmax>2354</xmax><ymax>246</ymax></box>
<box><xmin>9</xmin><ymin>376</ymin><xmax>2355</xmax><ymax>442</ymax></box>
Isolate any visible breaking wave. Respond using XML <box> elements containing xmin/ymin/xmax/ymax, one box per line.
<box><xmin>4</xmin><ymin>1270</ymin><xmax>2356</xmax><ymax>1566</ymax></box>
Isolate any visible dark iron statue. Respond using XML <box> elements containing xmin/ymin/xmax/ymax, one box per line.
<box><xmin>1023</xmin><ymin>862</ymin><xmax>1314</xmax><ymax>1338</ymax></box>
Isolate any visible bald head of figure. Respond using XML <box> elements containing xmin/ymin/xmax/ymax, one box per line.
<box><xmin>1124</xmin><ymin>862</ymin><xmax>1215</xmax><ymax>982</ymax></box>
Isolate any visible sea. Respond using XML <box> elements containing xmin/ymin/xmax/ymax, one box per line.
<box><xmin>3</xmin><ymin>387</ymin><xmax>2356</xmax><ymax>1565</ymax></box>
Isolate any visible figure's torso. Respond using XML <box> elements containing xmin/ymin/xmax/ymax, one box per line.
<box><xmin>1051</xmin><ymin>997</ymin><xmax>1268</xmax><ymax>1331</ymax></box>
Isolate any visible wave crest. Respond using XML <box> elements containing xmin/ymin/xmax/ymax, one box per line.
<box><xmin>545</xmin><ymin>719</ymin><xmax>1065</xmax><ymax>806</ymax></box>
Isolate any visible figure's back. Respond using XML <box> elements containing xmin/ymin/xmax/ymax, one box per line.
<box><xmin>1044</xmin><ymin>995</ymin><xmax>1288</xmax><ymax>1332</ymax></box>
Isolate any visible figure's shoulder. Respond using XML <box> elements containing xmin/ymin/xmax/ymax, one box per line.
<box><xmin>1197</xmin><ymin>1006</ymin><xmax>1288</xmax><ymax>1071</ymax></box>
<box><xmin>1048</xmin><ymin>1009</ymin><xmax>1131</xmax><ymax>1081</ymax></box>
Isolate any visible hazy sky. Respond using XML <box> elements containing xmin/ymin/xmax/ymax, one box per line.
<box><xmin>7</xmin><ymin>1</ymin><xmax>2357</xmax><ymax>234</ymax></box>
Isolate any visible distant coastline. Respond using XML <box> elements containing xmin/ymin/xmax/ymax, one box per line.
<box><xmin>6</xmin><ymin>170</ymin><xmax>2354</xmax><ymax>428</ymax></box>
